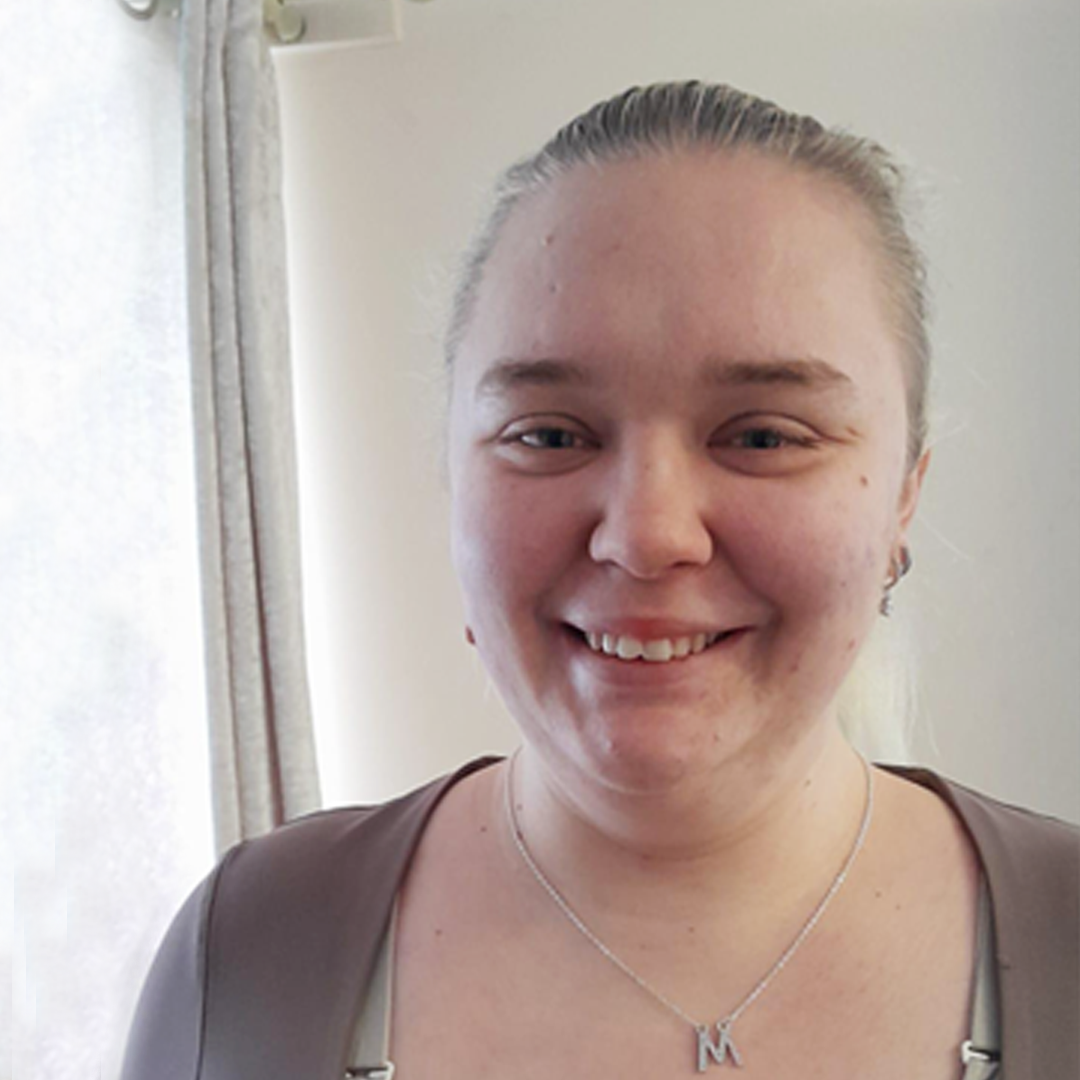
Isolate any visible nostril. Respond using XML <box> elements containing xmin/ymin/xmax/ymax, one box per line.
<box><xmin>588</xmin><ymin>525</ymin><xmax>714</xmax><ymax>577</ymax></box>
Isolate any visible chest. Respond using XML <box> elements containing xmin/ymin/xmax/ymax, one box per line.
<box><xmin>385</xmin><ymin>888</ymin><xmax>979</xmax><ymax>1080</ymax></box>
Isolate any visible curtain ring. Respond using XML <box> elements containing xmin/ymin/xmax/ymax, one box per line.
<box><xmin>264</xmin><ymin>0</ymin><xmax>306</xmax><ymax>43</ymax></box>
<box><xmin>116</xmin><ymin>0</ymin><xmax>161</xmax><ymax>19</ymax></box>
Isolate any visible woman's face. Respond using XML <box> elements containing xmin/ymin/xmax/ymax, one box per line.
<box><xmin>448</xmin><ymin>150</ymin><xmax>925</xmax><ymax>795</ymax></box>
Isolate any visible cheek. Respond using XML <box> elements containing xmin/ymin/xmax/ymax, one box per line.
<box><xmin>451</xmin><ymin>467</ymin><xmax>573</xmax><ymax>628</ymax></box>
<box><xmin>719</xmin><ymin>480</ymin><xmax>890</xmax><ymax>617</ymax></box>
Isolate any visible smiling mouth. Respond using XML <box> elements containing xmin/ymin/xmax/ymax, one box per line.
<box><xmin>567</xmin><ymin>626</ymin><xmax>739</xmax><ymax>664</ymax></box>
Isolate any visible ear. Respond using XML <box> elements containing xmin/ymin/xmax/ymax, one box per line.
<box><xmin>896</xmin><ymin>449</ymin><xmax>931</xmax><ymax>538</ymax></box>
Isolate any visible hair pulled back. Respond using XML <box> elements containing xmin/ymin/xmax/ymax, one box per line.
<box><xmin>446</xmin><ymin>80</ymin><xmax>931</xmax><ymax>465</ymax></box>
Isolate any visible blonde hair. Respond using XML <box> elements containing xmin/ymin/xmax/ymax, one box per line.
<box><xmin>446</xmin><ymin>80</ymin><xmax>930</xmax><ymax>468</ymax></box>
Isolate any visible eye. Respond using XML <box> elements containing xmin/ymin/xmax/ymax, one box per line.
<box><xmin>493</xmin><ymin>417</ymin><xmax>599</xmax><ymax>473</ymax></box>
<box><xmin>710</xmin><ymin>416</ymin><xmax>825</xmax><ymax>474</ymax></box>
<box><xmin>729</xmin><ymin>426</ymin><xmax>817</xmax><ymax>451</ymax></box>
<box><xmin>514</xmin><ymin>426</ymin><xmax>588</xmax><ymax>451</ymax></box>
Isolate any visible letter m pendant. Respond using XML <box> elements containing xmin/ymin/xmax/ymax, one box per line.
<box><xmin>696</xmin><ymin>1022</ymin><xmax>743</xmax><ymax>1071</ymax></box>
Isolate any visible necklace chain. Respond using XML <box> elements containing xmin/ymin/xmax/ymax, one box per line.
<box><xmin>505</xmin><ymin>752</ymin><xmax>874</xmax><ymax>1039</ymax></box>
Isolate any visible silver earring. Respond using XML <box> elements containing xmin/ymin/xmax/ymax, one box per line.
<box><xmin>880</xmin><ymin>545</ymin><xmax>913</xmax><ymax>617</ymax></box>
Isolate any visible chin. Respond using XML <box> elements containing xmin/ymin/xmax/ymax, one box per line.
<box><xmin>555</xmin><ymin>708</ymin><xmax>753</xmax><ymax>798</ymax></box>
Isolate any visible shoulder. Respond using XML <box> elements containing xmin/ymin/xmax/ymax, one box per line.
<box><xmin>878</xmin><ymin>765</ymin><xmax>1078</xmax><ymax>976</ymax></box>
<box><xmin>882</xmin><ymin>765</ymin><xmax>1077</xmax><ymax>1062</ymax></box>
<box><xmin>216</xmin><ymin>754</ymin><xmax>503</xmax><ymax>891</ymax></box>
<box><xmin>881</xmin><ymin>765</ymin><xmax>1078</xmax><ymax>921</ymax></box>
<box><xmin>205</xmin><ymin>755</ymin><xmax>505</xmax><ymax>965</ymax></box>
<box><xmin>121</xmin><ymin>756</ymin><xmax>502</xmax><ymax>1080</ymax></box>
<box><xmin>880</xmin><ymin>766</ymin><xmax>1078</xmax><ymax>1078</ymax></box>
<box><xmin>881</xmin><ymin>765</ymin><xmax>1078</xmax><ymax>883</ymax></box>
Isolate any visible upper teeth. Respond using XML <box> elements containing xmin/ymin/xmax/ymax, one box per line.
<box><xmin>584</xmin><ymin>631</ymin><xmax>723</xmax><ymax>662</ymax></box>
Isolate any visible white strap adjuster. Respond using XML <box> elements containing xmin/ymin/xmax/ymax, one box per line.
<box><xmin>345</xmin><ymin>1065</ymin><xmax>395</xmax><ymax>1080</ymax></box>
<box><xmin>960</xmin><ymin>1039</ymin><xmax>1000</xmax><ymax>1065</ymax></box>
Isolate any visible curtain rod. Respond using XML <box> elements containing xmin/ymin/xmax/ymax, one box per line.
<box><xmin>116</xmin><ymin>0</ymin><xmax>431</xmax><ymax>47</ymax></box>
<box><xmin>115</xmin><ymin>0</ymin><xmax>309</xmax><ymax>45</ymax></box>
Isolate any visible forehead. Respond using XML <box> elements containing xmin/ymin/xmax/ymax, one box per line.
<box><xmin>456</xmin><ymin>150</ymin><xmax>901</xmax><ymax>401</ymax></box>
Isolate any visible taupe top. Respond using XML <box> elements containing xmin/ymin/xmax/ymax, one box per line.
<box><xmin>121</xmin><ymin>760</ymin><xmax>1078</xmax><ymax>1080</ymax></box>
<box><xmin>345</xmin><ymin>876</ymin><xmax>1002</xmax><ymax>1077</ymax></box>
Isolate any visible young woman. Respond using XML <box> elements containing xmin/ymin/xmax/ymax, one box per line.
<box><xmin>123</xmin><ymin>82</ymin><xmax>1077</xmax><ymax>1080</ymax></box>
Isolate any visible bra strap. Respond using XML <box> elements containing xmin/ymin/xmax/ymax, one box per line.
<box><xmin>344</xmin><ymin>903</ymin><xmax>397</xmax><ymax>1080</ymax></box>
<box><xmin>960</xmin><ymin>877</ymin><xmax>1002</xmax><ymax>1077</ymax></box>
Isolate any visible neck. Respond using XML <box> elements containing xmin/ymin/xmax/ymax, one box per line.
<box><xmin>500</xmin><ymin>729</ymin><xmax>870</xmax><ymax>929</ymax></box>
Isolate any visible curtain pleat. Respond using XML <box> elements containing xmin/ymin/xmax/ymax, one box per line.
<box><xmin>182</xmin><ymin>0</ymin><xmax>321</xmax><ymax>852</ymax></box>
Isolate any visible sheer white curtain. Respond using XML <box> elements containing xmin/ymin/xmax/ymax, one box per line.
<box><xmin>4</xmin><ymin>1</ymin><xmax>319</xmax><ymax>1074</ymax></box>
<box><xmin>3</xmin><ymin>4</ymin><xmax>211</xmax><ymax>1075</ymax></box>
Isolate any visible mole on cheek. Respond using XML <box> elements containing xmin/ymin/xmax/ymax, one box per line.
<box><xmin>859</xmin><ymin>475</ymin><xmax>869</xmax><ymax>488</ymax></box>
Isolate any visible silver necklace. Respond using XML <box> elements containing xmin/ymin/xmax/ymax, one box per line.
<box><xmin>504</xmin><ymin>752</ymin><xmax>874</xmax><ymax>1072</ymax></box>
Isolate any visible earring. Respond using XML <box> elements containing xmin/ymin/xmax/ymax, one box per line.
<box><xmin>880</xmin><ymin>545</ymin><xmax>913</xmax><ymax>617</ymax></box>
<box><xmin>465</xmin><ymin>625</ymin><xmax>476</xmax><ymax>646</ymax></box>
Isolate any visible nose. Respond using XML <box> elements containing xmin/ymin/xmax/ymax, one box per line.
<box><xmin>588</xmin><ymin>437</ymin><xmax>714</xmax><ymax>578</ymax></box>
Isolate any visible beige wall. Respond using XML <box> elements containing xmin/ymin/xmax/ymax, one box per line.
<box><xmin>273</xmin><ymin>0</ymin><xmax>1079</xmax><ymax>821</ymax></box>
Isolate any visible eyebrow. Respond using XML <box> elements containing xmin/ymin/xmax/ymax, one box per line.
<box><xmin>475</xmin><ymin>358</ymin><xmax>596</xmax><ymax>399</ymax></box>
<box><xmin>703</xmin><ymin>356</ymin><xmax>855</xmax><ymax>392</ymax></box>
<box><xmin>473</xmin><ymin>355</ymin><xmax>855</xmax><ymax>399</ymax></box>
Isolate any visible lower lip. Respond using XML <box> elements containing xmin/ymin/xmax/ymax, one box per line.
<box><xmin>563</xmin><ymin>626</ymin><xmax>748</xmax><ymax>683</ymax></box>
